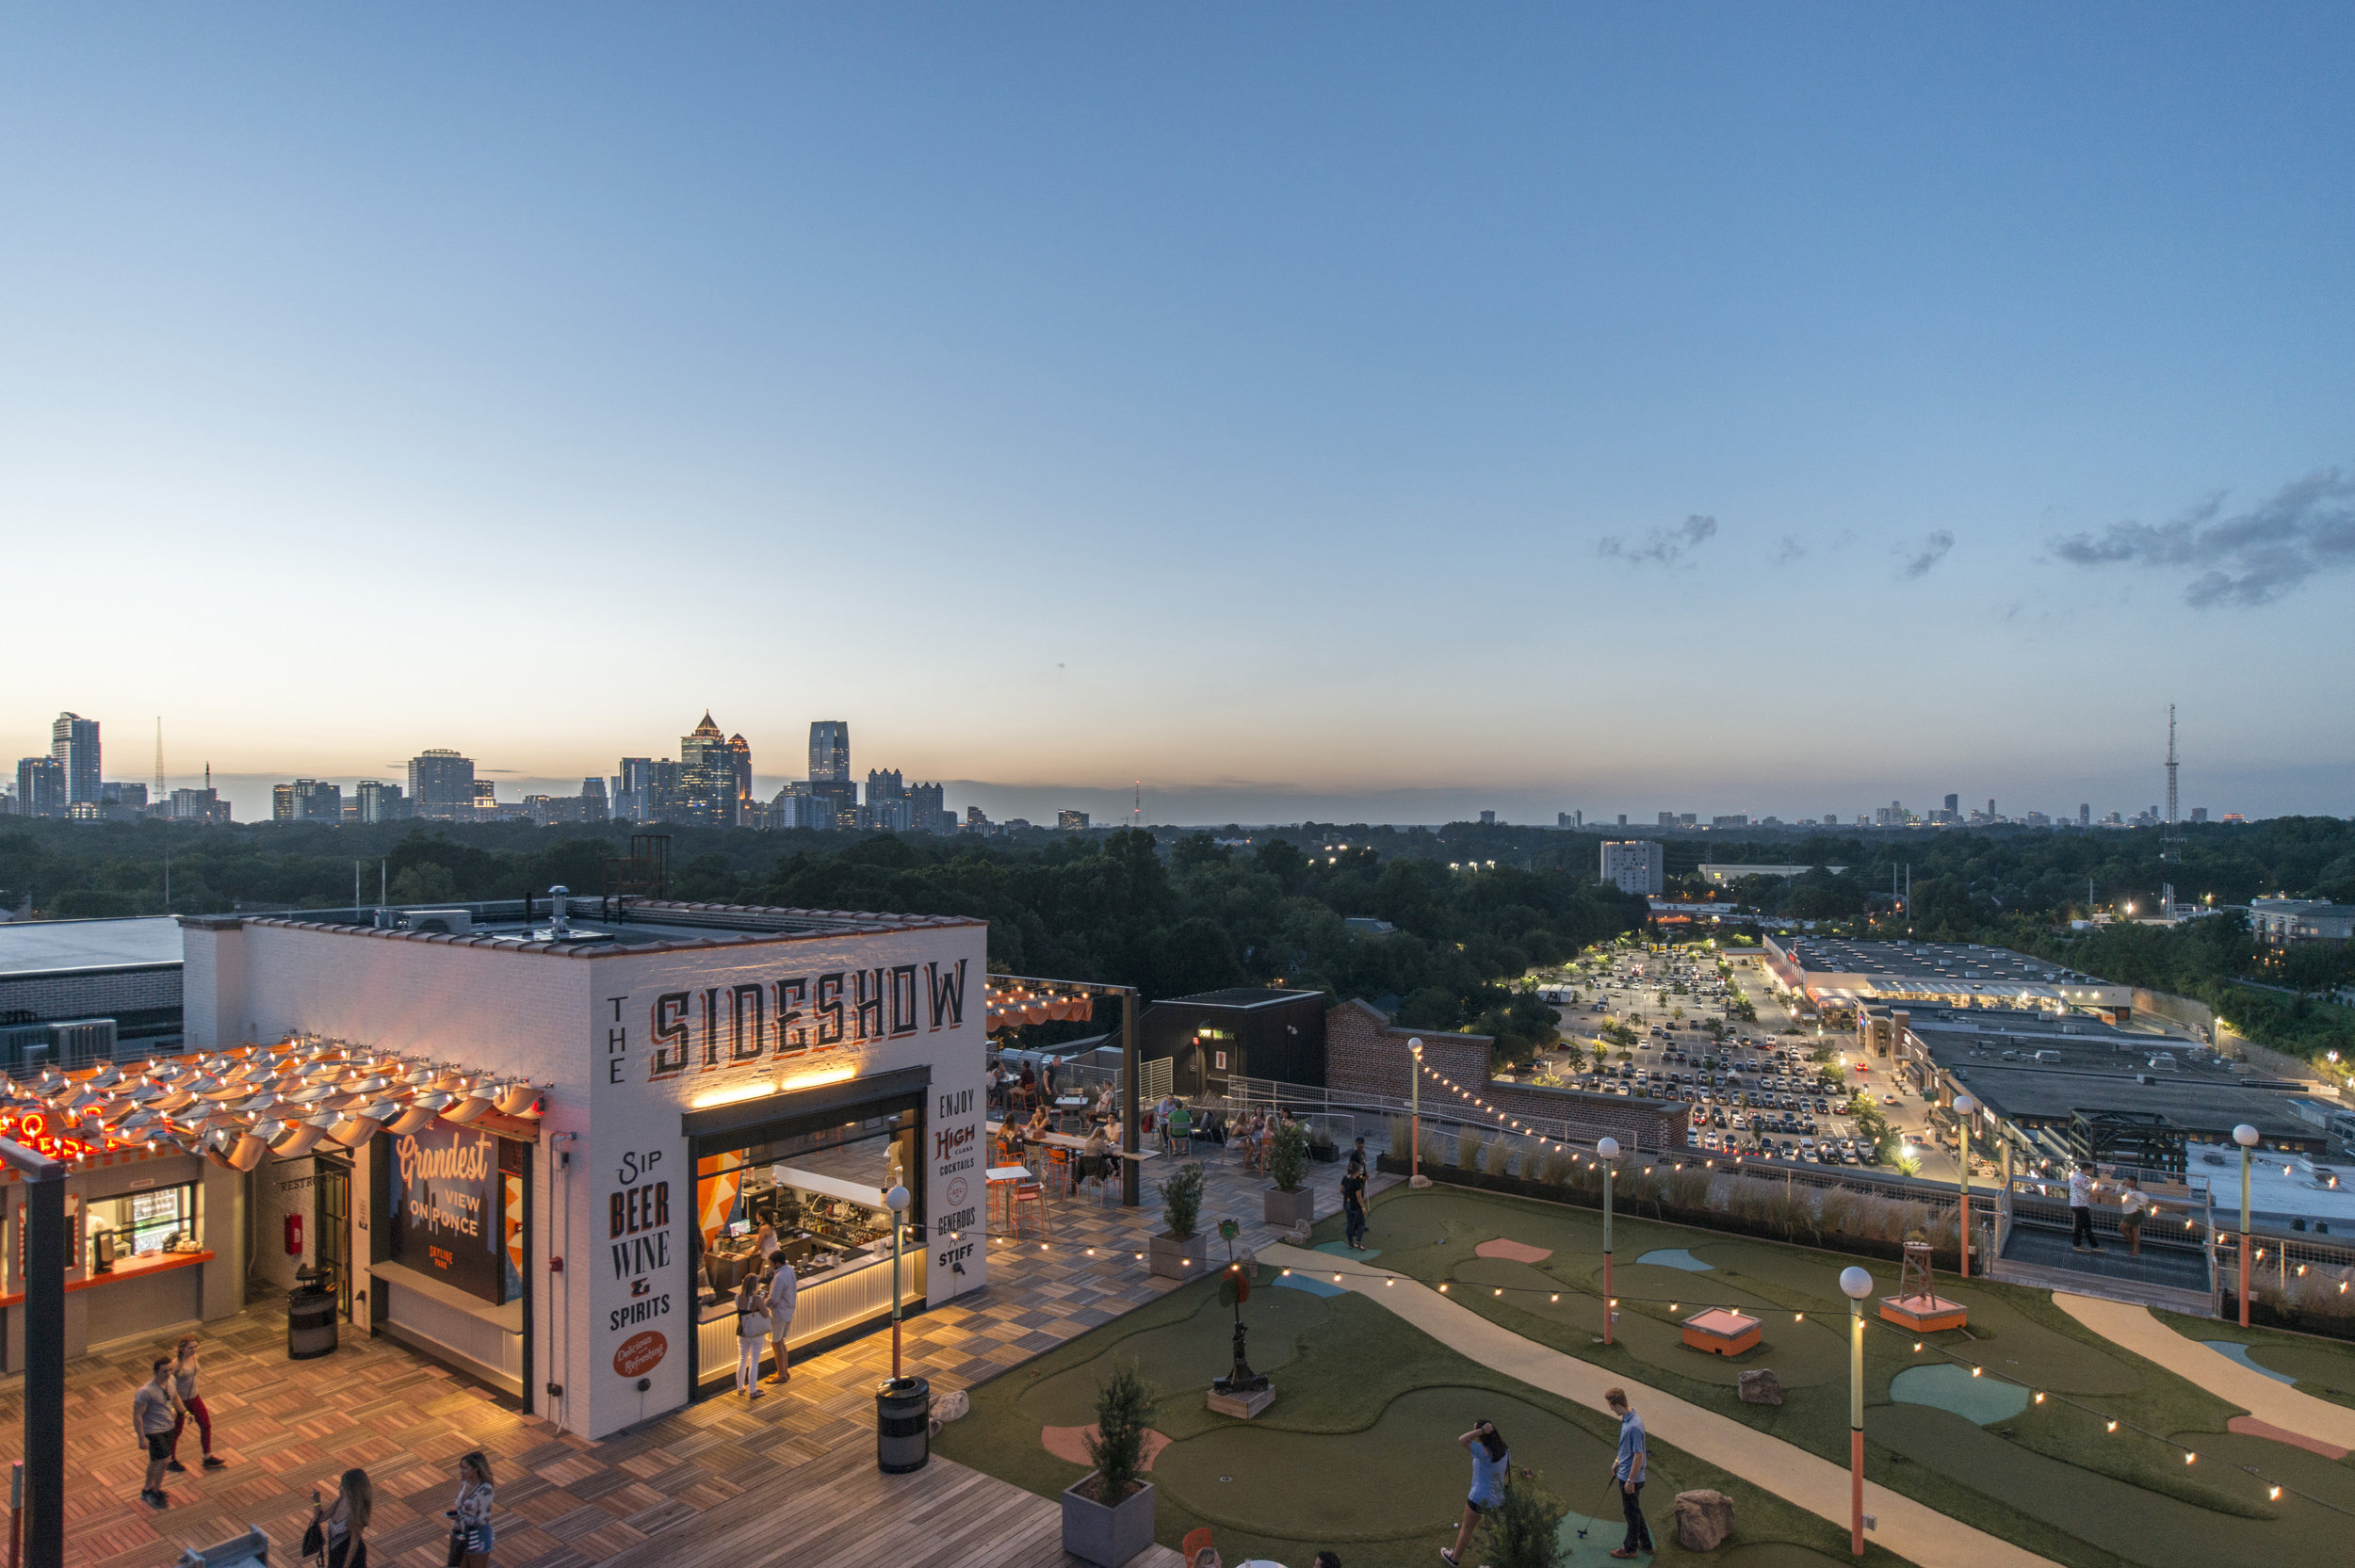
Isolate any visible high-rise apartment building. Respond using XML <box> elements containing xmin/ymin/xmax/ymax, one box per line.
<box><xmin>612</xmin><ymin>758</ymin><xmax>660</xmax><ymax>823</ymax></box>
<box><xmin>907</xmin><ymin>781</ymin><xmax>947</xmax><ymax>833</ymax></box>
<box><xmin>15</xmin><ymin>757</ymin><xmax>65</xmax><ymax>818</ymax></box>
<box><xmin>272</xmin><ymin>780</ymin><xmax>343</xmax><ymax>822</ymax></box>
<box><xmin>51</xmin><ymin>713</ymin><xmax>101</xmax><ymax>805</ymax></box>
<box><xmin>1057</xmin><ymin>810</ymin><xmax>1090</xmax><ymax>832</ymax></box>
<box><xmin>409</xmin><ymin>749</ymin><xmax>477</xmax><ymax>820</ymax></box>
<box><xmin>355</xmin><ymin>780</ymin><xmax>409</xmax><ymax>823</ymax></box>
<box><xmin>1600</xmin><ymin>840</ymin><xmax>1665</xmax><ymax>897</ymax></box>
<box><xmin>581</xmin><ymin>777</ymin><xmax>609</xmax><ymax>821</ymax></box>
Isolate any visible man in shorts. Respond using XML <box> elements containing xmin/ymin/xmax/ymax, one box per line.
<box><xmin>132</xmin><ymin>1358</ymin><xmax>178</xmax><ymax>1510</ymax></box>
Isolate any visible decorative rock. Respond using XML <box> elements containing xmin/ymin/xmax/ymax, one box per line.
<box><xmin>1283</xmin><ymin>1221</ymin><xmax>1313</xmax><ymax>1245</ymax></box>
<box><xmin>1737</xmin><ymin>1368</ymin><xmax>1784</xmax><ymax>1406</ymax></box>
<box><xmin>1674</xmin><ymin>1489</ymin><xmax>1736</xmax><ymax>1551</ymax></box>
<box><xmin>934</xmin><ymin>1388</ymin><xmax>970</xmax><ymax>1423</ymax></box>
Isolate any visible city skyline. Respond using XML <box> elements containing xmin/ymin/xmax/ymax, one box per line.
<box><xmin>5</xmin><ymin>10</ymin><xmax>2351</xmax><ymax>823</ymax></box>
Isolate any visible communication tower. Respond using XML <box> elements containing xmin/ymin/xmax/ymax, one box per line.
<box><xmin>2162</xmin><ymin>706</ymin><xmax>2184</xmax><ymax>863</ymax></box>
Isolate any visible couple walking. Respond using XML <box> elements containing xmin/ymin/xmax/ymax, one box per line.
<box><xmin>733</xmin><ymin>1251</ymin><xmax>800</xmax><ymax>1396</ymax></box>
<box><xmin>130</xmin><ymin>1334</ymin><xmax>225</xmax><ymax>1510</ymax></box>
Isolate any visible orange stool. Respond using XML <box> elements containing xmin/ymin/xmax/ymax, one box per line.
<box><xmin>1011</xmin><ymin>1179</ymin><xmax>1050</xmax><ymax>1239</ymax></box>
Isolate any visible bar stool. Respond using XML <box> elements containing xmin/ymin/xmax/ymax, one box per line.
<box><xmin>1011</xmin><ymin>1175</ymin><xmax>1050</xmax><ymax>1239</ymax></box>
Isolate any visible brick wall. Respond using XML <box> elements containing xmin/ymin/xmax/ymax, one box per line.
<box><xmin>1326</xmin><ymin>999</ymin><xmax>1686</xmax><ymax>1151</ymax></box>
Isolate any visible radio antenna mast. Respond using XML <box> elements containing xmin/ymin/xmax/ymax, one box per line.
<box><xmin>154</xmin><ymin>718</ymin><xmax>165</xmax><ymax>802</ymax></box>
<box><xmin>2162</xmin><ymin>705</ymin><xmax>2183</xmax><ymax>863</ymax></box>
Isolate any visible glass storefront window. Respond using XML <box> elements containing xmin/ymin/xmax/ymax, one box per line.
<box><xmin>692</xmin><ymin>1109</ymin><xmax>916</xmax><ymax>1302</ymax></box>
<box><xmin>86</xmin><ymin>1183</ymin><xmax>201</xmax><ymax>1271</ymax></box>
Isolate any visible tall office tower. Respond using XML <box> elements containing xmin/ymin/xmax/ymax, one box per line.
<box><xmin>472</xmin><ymin>781</ymin><xmax>496</xmax><ymax>814</ymax></box>
<box><xmin>16</xmin><ymin>757</ymin><xmax>66</xmax><ymax>817</ymax></box>
<box><xmin>408</xmin><ymin>749</ymin><xmax>477</xmax><ymax>820</ymax></box>
<box><xmin>51</xmin><ymin>713</ymin><xmax>101</xmax><ymax>805</ymax></box>
<box><xmin>905</xmin><ymin>781</ymin><xmax>947</xmax><ymax>833</ymax></box>
<box><xmin>355</xmin><ymin>780</ymin><xmax>408</xmax><ymax>823</ymax></box>
<box><xmin>1600</xmin><ymin>840</ymin><xmax>1665</xmax><ymax>897</ymax></box>
<box><xmin>807</xmin><ymin>720</ymin><xmax>856</xmax><ymax>825</ymax></box>
<box><xmin>1058</xmin><ymin>810</ymin><xmax>1090</xmax><ymax>831</ymax></box>
<box><xmin>1943</xmin><ymin>793</ymin><xmax>1959</xmax><ymax>816</ymax></box>
<box><xmin>863</xmin><ymin>768</ymin><xmax>911</xmax><ymax>832</ymax></box>
<box><xmin>581</xmin><ymin>777</ymin><xmax>609</xmax><ymax>821</ymax></box>
<box><xmin>2078</xmin><ymin>802</ymin><xmax>2091</xmax><ymax>827</ymax></box>
<box><xmin>726</xmin><ymin>734</ymin><xmax>752</xmax><ymax>822</ymax></box>
<box><xmin>613</xmin><ymin>757</ymin><xmax>658</xmax><ymax>822</ymax></box>
<box><xmin>1657</xmin><ymin>811</ymin><xmax>1678</xmax><ymax>827</ymax></box>
<box><xmin>678</xmin><ymin>712</ymin><xmax>736</xmax><ymax>827</ymax></box>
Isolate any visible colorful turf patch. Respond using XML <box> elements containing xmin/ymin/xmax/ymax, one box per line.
<box><xmin>1636</xmin><ymin>1247</ymin><xmax>1713</xmax><ymax>1271</ymax></box>
<box><xmin>2202</xmin><ymin>1340</ymin><xmax>2298</xmax><ymax>1385</ymax></box>
<box><xmin>1275</xmin><ymin>1269</ymin><xmax>1348</xmax><ymax>1297</ymax></box>
<box><xmin>2226</xmin><ymin>1414</ymin><xmax>2350</xmax><ymax>1460</ymax></box>
<box><xmin>1475</xmin><ymin>1237</ymin><xmax>1553</xmax><ymax>1263</ymax></box>
<box><xmin>1889</xmin><ymin>1363</ymin><xmax>2031</xmax><ymax>1425</ymax></box>
<box><xmin>1041</xmin><ymin>1424</ymin><xmax>1173</xmax><ymax>1469</ymax></box>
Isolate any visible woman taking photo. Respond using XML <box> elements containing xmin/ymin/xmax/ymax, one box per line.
<box><xmin>448</xmin><ymin>1453</ymin><xmax>495</xmax><ymax>1568</ymax></box>
<box><xmin>309</xmin><ymin>1468</ymin><xmax>374</xmax><ymax>1568</ymax></box>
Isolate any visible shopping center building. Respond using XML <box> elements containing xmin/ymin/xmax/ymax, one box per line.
<box><xmin>1761</xmin><ymin>935</ymin><xmax>2134</xmax><ymax>1018</ymax></box>
<box><xmin>168</xmin><ymin>896</ymin><xmax>989</xmax><ymax>1440</ymax></box>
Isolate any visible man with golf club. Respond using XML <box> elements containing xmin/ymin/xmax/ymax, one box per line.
<box><xmin>1597</xmin><ymin>1386</ymin><xmax>1652</xmax><ymax>1559</ymax></box>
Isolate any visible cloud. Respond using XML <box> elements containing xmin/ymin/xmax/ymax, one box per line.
<box><xmin>1897</xmin><ymin>529</ymin><xmax>1955</xmax><ymax>579</ymax></box>
<box><xmin>2052</xmin><ymin>467</ymin><xmax>2355</xmax><ymax>607</ymax></box>
<box><xmin>1599</xmin><ymin>513</ymin><xmax>1718</xmax><ymax>567</ymax></box>
<box><xmin>1772</xmin><ymin>535</ymin><xmax>1807</xmax><ymax>566</ymax></box>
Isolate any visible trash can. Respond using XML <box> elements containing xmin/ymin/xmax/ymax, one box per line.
<box><xmin>288</xmin><ymin>1289</ymin><xmax>338</xmax><ymax>1360</ymax></box>
<box><xmin>875</xmin><ymin>1376</ymin><xmax>930</xmax><ymax>1474</ymax></box>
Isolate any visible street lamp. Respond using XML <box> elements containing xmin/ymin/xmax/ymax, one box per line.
<box><xmin>1839</xmin><ymin>1266</ymin><xmax>1875</xmax><ymax>1556</ymax></box>
<box><xmin>885</xmin><ymin>1184</ymin><xmax>912</xmax><ymax>1381</ymax></box>
<box><xmin>1599</xmin><ymin>1137</ymin><xmax>1620</xmax><ymax>1346</ymax></box>
<box><xmin>2233</xmin><ymin>1123</ymin><xmax>2259</xmax><ymax>1326</ymax></box>
<box><xmin>1409</xmin><ymin>1039</ymin><xmax>1426</xmax><ymax>1188</ymax></box>
<box><xmin>1953</xmin><ymin>1095</ymin><xmax>1975</xmax><ymax>1279</ymax></box>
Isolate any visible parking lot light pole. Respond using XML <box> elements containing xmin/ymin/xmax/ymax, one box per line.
<box><xmin>1953</xmin><ymin>1094</ymin><xmax>1975</xmax><ymax>1278</ymax></box>
<box><xmin>1839</xmin><ymin>1266</ymin><xmax>1875</xmax><ymax>1556</ymax></box>
<box><xmin>1599</xmin><ymin>1137</ymin><xmax>1620</xmax><ymax>1345</ymax></box>
<box><xmin>2233</xmin><ymin>1123</ymin><xmax>2259</xmax><ymax>1326</ymax></box>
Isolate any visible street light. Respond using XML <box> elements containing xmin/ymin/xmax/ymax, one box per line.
<box><xmin>2233</xmin><ymin>1123</ymin><xmax>2259</xmax><ymax>1326</ymax></box>
<box><xmin>885</xmin><ymin>1184</ymin><xmax>912</xmax><ymax>1380</ymax></box>
<box><xmin>1839</xmin><ymin>1266</ymin><xmax>1874</xmax><ymax>1556</ymax></box>
<box><xmin>1409</xmin><ymin>1040</ymin><xmax>1426</xmax><ymax>1188</ymax></box>
<box><xmin>1599</xmin><ymin>1137</ymin><xmax>1620</xmax><ymax>1345</ymax></box>
<box><xmin>1953</xmin><ymin>1094</ymin><xmax>1976</xmax><ymax>1279</ymax></box>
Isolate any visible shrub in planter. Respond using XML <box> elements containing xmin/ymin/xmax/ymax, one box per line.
<box><xmin>1149</xmin><ymin>1161</ymin><xmax>1208</xmax><ymax>1278</ymax></box>
<box><xmin>1264</xmin><ymin>1119</ymin><xmax>1315</xmax><ymax>1225</ymax></box>
<box><xmin>1063</xmin><ymin>1362</ymin><xmax>1160</xmax><ymax>1567</ymax></box>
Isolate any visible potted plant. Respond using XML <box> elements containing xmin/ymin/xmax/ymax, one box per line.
<box><xmin>1062</xmin><ymin>1362</ymin><xmax>1159</xmax><ymax>1567</ymax></box>
<box><xmin>1148</xmin><ymin>1161</ymin><xmax>1208</xmax><ymax>1278</ymax></box>
<box><xmin>1263</xmin><ymin>1118</ymin><xmax>1315</xmax><ymax>1227</ymax></box>
<box><xmin>1307</xmin><ymin>1123</ymin><xmax>1338</xmax><ymax>1163</ymax></box>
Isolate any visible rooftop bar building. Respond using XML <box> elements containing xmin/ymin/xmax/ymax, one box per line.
<box><xmin>179</xmin><ymin>896</ymin><xmax>988</xmax><ymax>1440</ymax></box>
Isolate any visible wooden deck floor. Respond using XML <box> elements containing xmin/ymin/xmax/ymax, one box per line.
<box><xmin>597</xmin><ymin>1441</ymin><xmax>1185</xmax><ymax>1568</ymax></box>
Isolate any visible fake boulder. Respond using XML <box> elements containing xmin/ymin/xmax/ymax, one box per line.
<box><xmin>1737</xmin><ymin>1368</ymin><xmax>1784</xmax><ymax>1406</ymax></box>
<box><xmin>1674</xmin><ymin>1489</ymin><xmax>1736</xmax><ymax>1552</ymax></box>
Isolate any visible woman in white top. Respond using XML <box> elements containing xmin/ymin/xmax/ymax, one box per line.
<box><xmin>735</xmin><ymin>1272</ymin><xmax>771</xmax><ymax>1398</ymax></box>
<box><xmin>449</xmin><ymin>1452</ymin><xmax>495</xmax><ymax>1568</ymax></box>
<box><xmin>2118</xmin><ymin>1177</ymin><xmax>2161</xmax><ymax>1255</ymax></box>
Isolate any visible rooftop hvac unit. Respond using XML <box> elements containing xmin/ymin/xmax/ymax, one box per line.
<box><xmin>0</xmin><ymin>1022</ymin><xmax>51</xmax><ymax>1070</ymax></box>
<box><xmin>51</xmin><ymin>1017</ymin><xmax>118</xmax><ymax>1066</ymax></box>
<box><xmin>401</xmin><ymin>908</ymin><xmax>474</xmax><ymax>935</ymax></box>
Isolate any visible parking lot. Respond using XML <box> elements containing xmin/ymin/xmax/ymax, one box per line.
<box><xmin>1534</xmin><ymin>944</ymin><xmax>1898</xmax><ymax>1170</ymax></box>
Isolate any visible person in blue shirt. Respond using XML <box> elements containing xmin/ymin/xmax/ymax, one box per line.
<box><xmin>1605</xmin><ymin>1387</ymin><xmax>1653</xmax><ymax>1559</ymax></box>
<box><xmin>1441</xmin><ymin>1419</ymin><xmax>1511</xmax><ymax>1566</ymax></box>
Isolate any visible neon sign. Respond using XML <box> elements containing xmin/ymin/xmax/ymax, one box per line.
<box><xmin>0</xmin><ymin>1110</ymin><xmax>122</xmax><ymax>1161</ymax></box>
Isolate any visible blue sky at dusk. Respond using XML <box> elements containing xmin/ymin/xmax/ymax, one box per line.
<box><xmin>5</xmin><ymin>6</ymin><xmax>2350</xmax><ymax>825</ymax></box>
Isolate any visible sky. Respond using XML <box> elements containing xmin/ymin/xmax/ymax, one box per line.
<box><xmin>4</xmin><ymin>5</ymin><xmax>2351</xmax><ymax>827</ymax></box>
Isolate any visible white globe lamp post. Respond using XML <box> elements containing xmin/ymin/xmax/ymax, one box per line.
<box><xmin>1839</xmin><ymin>1266</ymin><xmax>1875</xmax><ymax>1555</ymax></box>
<box><xmin>2233</xmin><ymin>1123</ymin><xmax>2260</xmax><ymax>1325</ymax></box>
<box><xmin>1599</xmin><ymin>1137</ymin><xmax>1621</xmax><ymax>1345</ymax></box>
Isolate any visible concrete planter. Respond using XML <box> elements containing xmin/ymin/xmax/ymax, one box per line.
<box><xmin>1148</xmin><ymin>1230</ymin><xmax>1207</xmax><ymax>1280</ymax></box>
<box><xmin>1263</xmin><ymin>1185</ymin><xmax>1316</xmax><ymax>1228</ymax></box>
<box><xmin>1062</xmin><ymin>1475</ymin><xmax>1156</xmax><ymax>1567</ymax></box>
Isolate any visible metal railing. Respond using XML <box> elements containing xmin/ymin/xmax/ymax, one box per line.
<box><xmin>2213</xmin><ymin>1229</ymin><xmax>2355</xmax><ymax>1319</ymax></box>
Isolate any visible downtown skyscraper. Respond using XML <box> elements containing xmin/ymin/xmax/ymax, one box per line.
<box><xmin>51</xmin><ymin>712</ymin><xmax>100</xmax><ymax>805</ymax></box>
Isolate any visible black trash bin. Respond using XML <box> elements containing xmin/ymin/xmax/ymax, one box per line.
<box><xmin>875</xmin><ymin>1376</ymin><xmax>930</xmax><ymax>1474</ymax></box>
<box><xmin>288</xmin><ymin>1288</ymin><xmax>338</xmax><ymax>1360</ymax></box>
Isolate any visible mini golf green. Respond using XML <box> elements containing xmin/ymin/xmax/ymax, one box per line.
<box><xmin>2200</xmin><ymin>1341</ymin><xmax>2297</xmax><ymax>1385</ymax></box>
<box><xmin>935</xmin><ymin>1261</ymin><xmax>1905</xmax><ymax>1568</ymax></box>
<box><xmin>1325</xmin><ymin>1182</ymin><xmax>2355</xmax><ymax>1568</ymax></box>
<box><xmin>2153</xmin><ymin>1312</ymin><xmax>2355</xmax><ymax>1409</ymax></box>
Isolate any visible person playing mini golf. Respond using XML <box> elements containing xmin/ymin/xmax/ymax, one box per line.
<box><xmin>1605</xmin><ymin>1386</ymin><xmax>1652</xmax><ymax>1559</ymax></box>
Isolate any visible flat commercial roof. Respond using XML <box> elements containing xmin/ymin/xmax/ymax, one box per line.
<box><xmin>1909</xmin><ymin>1013</ymin><xmax>2312</xmax><ymax>1142</ymax></box>
<box><xmin>1157</xmin><ymin>988</ymin><xmax>1324</xmax><ymax>1010</ymax></box>
<box><xmin>0</xmin><ymin>915</ymin><xmax>183</xmax><ymax>976</ymax></box>
<box><xmin>185</xmin><ymin>898</ymin><xmax>981</xmax><ymax>959</ymax></box>
<box><xmin>1779</xmin><ymin>938</ymin><xmax>2071</xmax><ymax>981</ymax></box>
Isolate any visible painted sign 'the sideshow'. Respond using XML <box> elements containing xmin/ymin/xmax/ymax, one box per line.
<box><xmin>635</xmin><ymin>959</ymin><xmax>968</xmax><ymax>1083</ymax></box>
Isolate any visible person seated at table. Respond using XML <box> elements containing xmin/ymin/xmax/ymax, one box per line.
<box><xmin>1168</xmin><ymin>1099</ymin><xmax>1194</xmax><ymax>1156</ymax></box>
<box><xmin>1081</xmin><ymin>1123</ymin><xmax>1113</xmax><ymax>1188</ymax></box>
<box><xmin>1024</xmin><ymin>1102</ymin><xmax>1052</xmax><ymax>1142</ymax></box>
<box><xmin>1154</xmin><ymin>1092</ymin><xmax>1178</xmax><ymax>1153</ymax></box>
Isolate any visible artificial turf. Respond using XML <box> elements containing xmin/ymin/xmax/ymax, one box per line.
<box><xmin>1335</xmin><ymin>1184</ymin><xmax>2355</xmax><ymax>1568</ymax></box>
<box><xmin>2152</xmin><ymin>1309</ymin><xmax>2355</xmax><ymax>1409</ymax></box>
<box><xmin>932</xmin><ymin>1258</ymin><xmax>1911</xmax><ymax>1568</ymax></box>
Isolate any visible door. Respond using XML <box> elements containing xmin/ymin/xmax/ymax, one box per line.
<box><xmin>314</xmin><ymin>1154</ymin><xmax>352</xmax><ymax>1320</ymax></box>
